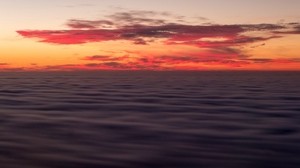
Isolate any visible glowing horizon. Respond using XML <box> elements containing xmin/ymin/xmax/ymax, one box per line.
<box><xmin>1</xmin><ymin>0</ymin><xmax>300</xmax><ymax>71</ymax></box>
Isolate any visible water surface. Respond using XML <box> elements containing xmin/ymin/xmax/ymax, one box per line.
<box><xmin>0</xmin><ymin>71</ymin><xmax>299</xmax><ymax>168</ymax></box>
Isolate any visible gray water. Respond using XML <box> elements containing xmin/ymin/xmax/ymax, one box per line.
<box><xmin>0</xmin><ymin>71</ymin><xmax>299</xmax><ymax>168</ymax></box>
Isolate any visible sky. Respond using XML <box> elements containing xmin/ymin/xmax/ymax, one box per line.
<box><xmin>1</xmin><ymin>0</ymin><xmax>300</xmax><ymax>71</ymax></box>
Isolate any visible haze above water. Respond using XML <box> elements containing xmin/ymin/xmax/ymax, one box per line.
<box><xmin>0</xmin><ymin>71</ymin><xmax>299</xmax><ymax>168</ymax></box>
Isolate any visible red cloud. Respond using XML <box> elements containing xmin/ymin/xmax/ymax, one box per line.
<box><xmin>83</xmin><ymin>55</ymin><xmax>130</xmax><ymax>61</ymax></box>
<box><xmin>17</xmin><ymin>24</ymin><xmax>284</xmax><ymax>46</ymax></box>
<box><xmin>81</xmin><ymin>48</ymin><xmax>247</xmax><ymax>69</ymax></box>
<box><xmin>17</xmin><ymin>11</ymin><xmax>291</xmax><ymax>47</ymax></box>
<box><xmin>16</xmin><ymin>11</ymin><xmax>300</xmax><ymax>70</ymax></box>
<box><xmin>23</xmin><ymin>53</ymin><xmax>300</xmax><ymax>71</ymax></box>
<box><xmin>17</xmin><ymin>29</ymin><xmax>122</xmax><ymax>44</ymax></box>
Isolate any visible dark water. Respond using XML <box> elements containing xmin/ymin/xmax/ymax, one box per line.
<box><xmin>0</xmin><ymin>71</ymin><xmax>299</xmax><ymax>168</ymax></box>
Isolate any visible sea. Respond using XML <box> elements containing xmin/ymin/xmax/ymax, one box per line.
<box><xmin>0</xmin><ymin>71</ymin><xmax>299</xmax><ymax>168</ymax></box>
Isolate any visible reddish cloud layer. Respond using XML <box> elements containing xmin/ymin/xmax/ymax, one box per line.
<box><xmin>17</xmin><ymin>11</ymin><xmax>293</xmax><ymax>47</ymax></box>
<box><xmin>17</xmin><ymin>23</ymin><xmax>286</xmax><ymax>46</ymax></box>
<box><xmin>36</xmin><ymin>55</ymin><xmax>299</xmax><ymax>71</ymax></box>
<box><xmin>16</xmin><ymin>10</ymin><xmax>300</xmax><ymax>70</ymax></box>
<box><xmin>17</xmin><ymin>29</ymin><xmax>122</xmax><ymax>44</ymax></box>
<box><xmin>80</xmin><ymin>47</ymin><xmax>300</xmax><ymax>70</ymax></box>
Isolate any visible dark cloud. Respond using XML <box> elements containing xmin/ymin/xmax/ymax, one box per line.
<box><xmin>271</xmin><ymin>23</ymin><xmax>300</xmax><ymax>34</ymax></box>
<box><xmin>107</xmin><ymin>11</ymin><xmax>168</xmax><ymax>26</ymax></box>
<box><xmin>243</xmin><ymin>58</ymin><xmax>273</xmax><ymax>63</ymax></box>
<box><xmin>241</xmin><ymin>24</ymin><xmax>285</xmax><ymax>31</ymax></box>
<box><xmin>102</xmin><ymin>62</ymin><xmax>124</xmax><ymax>67</ymax></box>
<box><xmin>0</xmin><ymin>63</ymin><xmax>9</xmax><ymax>66</ymax></box>
<box><xmin>67</xmin><ymin>19</ymin><xmax>115</xmax><ymax>29</ymax></box>
<box><xmin>84</xmin><ymin>55</ymin><xmax>129</xmax><ymax>61</ymax></box>
<box><xmin>274</xmin><ymin>29</ymin><xmax>300</xmax><ymax>35</ymax></box>
<box><xmin>210</xmin><ymin>47</ymin><xmax>242</xmax><ymax>55</ymax></box>
<box><xmin>84</xmin><ymin>55</ymin><xmax>115</xmax><ymax>61</ymax></box>
<box><xmin>166</xmin><ymin>35</ymin><xmax>282</xmax><ymax>48</ymax></box>
<box><xmin>250</xmin><ymin>43</ymin><xmax>266</xmax><ymax>49</ymax></box>
<box><xmin>66</xmin><ymin>10</ymin><xmax>173</xmax><ymax>30</ymax></box>
<box><xmin>133</xmin><ymin>38</ymin><xmax>148</xmax><ymax>45</ymax></box>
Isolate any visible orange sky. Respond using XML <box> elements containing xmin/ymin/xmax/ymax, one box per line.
<box><xmin>1</xmin><ymin>0</ymin><xmax>300</xmax><ymax>71</ymax></box>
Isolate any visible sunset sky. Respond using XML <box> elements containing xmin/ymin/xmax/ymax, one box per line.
<box><xmin>1</xmin><ymin>0</ymin><xmax>300</xmax><ymax>70</ymax></box>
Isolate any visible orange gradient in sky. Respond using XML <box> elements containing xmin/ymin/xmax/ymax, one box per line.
<box><xmin>1</xmin><ymin>0</ymin><xmax>300</xmax><ymax>71</ymax></box>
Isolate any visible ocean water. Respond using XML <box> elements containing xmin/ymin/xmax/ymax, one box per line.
<box><xmin>0</xmin><ymin>71</ymin><xmax>299</xmax><ymax>168</ymax></box>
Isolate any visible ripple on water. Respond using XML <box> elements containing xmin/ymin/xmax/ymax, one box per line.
<box><xmin>0</xmin><ymin>71</ymin><xmax>299</xmax><ymax>168</ymax></box>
